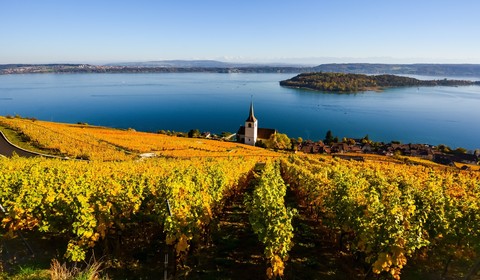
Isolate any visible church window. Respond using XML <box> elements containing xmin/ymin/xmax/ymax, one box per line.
<box><xmin>248</xmin><ymin>123</ymin><xmax>252</xmax><ymax>128</ymax></box>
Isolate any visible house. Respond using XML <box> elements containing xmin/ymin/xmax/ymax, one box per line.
<box><xmin>236</xmin><ymin>102</ymin><xmax>276</xmax><ymax>146</ymax></box>
<box><xmin>298</xmin><ymin>141</ymin><xmax>329</xmax><ymax>154</ymax></box>
<box><xmin>331</xmin><ymin>143</ymin><xmax>349</xmax><ymax>153</ymax></box>
<box><xmin>362</xmin><ymin>144</ymin><xmax>373</xmax><ymax>153</ymax></box>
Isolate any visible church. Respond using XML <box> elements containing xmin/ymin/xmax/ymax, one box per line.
<box><xmin>236</xmin><ymin>102</ymin><xmax>276</xmax><ymax>146</ymax></box>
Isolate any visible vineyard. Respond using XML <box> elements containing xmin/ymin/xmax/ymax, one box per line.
<box><xmin>281</xmin><ymin>155</ymin><xmax>480</xmax><ymax>279</ymax></box>
<box><xmin>1</xmin><ymin>118</ymin><xmax>480</xmax><ymax>279</ymax></box>
<box><xmin>0</xmin><ymin>117</ymin><xmax>279</xmax><ymax>160</ymax></box>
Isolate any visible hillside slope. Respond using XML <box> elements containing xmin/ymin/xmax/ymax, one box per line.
<box><xmin>0</xmin><ymin>116</ymin><xmax>279</xmax><ymax>160</ymax></box>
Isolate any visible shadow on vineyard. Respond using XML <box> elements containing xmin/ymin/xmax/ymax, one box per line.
<box><xmin>185</xmin><ymin>189</ymin><xmax>265</xmax><ymax>279</ymax></box>
<box><xmin>283</xmin><ymin>200</ymin><xmax>365</xmax><ymax>279</ymax></box>
<box><xmin>0</xmin><ymin>225</ymin><xmax>170</xmax><ymax>279</ymax></box>
<box><xmin>1</xmin><ymin>231</ymin><xmax>66</xmax><ymax>274</ymax></box>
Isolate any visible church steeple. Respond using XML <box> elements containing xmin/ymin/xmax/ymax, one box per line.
<box><xmin>246</xmin><ymin>101</ymin><xmax>257</xmax><ymax>122</ymax></box>
<box><xmin>244</xmin><ymin>100</ymin><xmax>258</xmax><ymax>146</ymax></box>
<box><xmin>237</xmin><ymin>99</ymin><xmax>276</xmax><ymax>146</ymax></box>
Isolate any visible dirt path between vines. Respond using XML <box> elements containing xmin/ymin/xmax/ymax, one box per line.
<box><xmin>283</xmin><ymin>190</ymin><xmax>365</xmax><ymax>280</ymax></box>
<box><xmin>186</xmin><ymin>187</ymin><xmax>265</xmax><ymax>279</ymax></box>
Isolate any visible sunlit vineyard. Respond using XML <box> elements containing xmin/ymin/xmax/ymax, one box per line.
<box><xmin>1</xmin><ymin>117</ymin><xmax>479</xmax><ymax>279</ymax></box>
<box><xmin>0</xmin><ymin>117</ymin><xmax>131</xmax><ymax>161</ymax></box>
<box><xmin>0</xmin><ymin>156</ymin><xmax>257</xmax><ymax>263</ymax></box>
<box><xmin>0</xmin><ymin>117</ymin><xmax>279</xmax><ymax>160</ymax></box>
<box><xmin>281</xmin><ymin>155</ymin><xmax>480</xmax><ymax>279</ymax></box>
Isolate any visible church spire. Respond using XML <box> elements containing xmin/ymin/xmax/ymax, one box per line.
<box><xmin>246</xmin><ymin>100</ymin><xmax>257</xmax><ymax>122</ymax></box>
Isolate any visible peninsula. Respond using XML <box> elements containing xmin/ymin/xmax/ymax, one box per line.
<box><xmin>279</xmin><ymin>72</ymin><xmax>480</xmax><ymax>93</ymax></box>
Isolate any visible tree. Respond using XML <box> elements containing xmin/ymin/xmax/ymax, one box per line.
<box><xmin>438</xmin><ymin>144</ymin><xmax>451</xmax><ymax>153</ymax></box>
<box><xmin>188</xmin><ymin>129</ymin><xmax>200</xmax><ymax>138</ymax></box>
<box><xmin>265</xmin><ymin>133</ymin><xmax>292</xmax><ymax>150</ymax></box>
<box><xmin>474</xmin><ymin>149</ymin><xmax>480</xmax><ymax>157</ymax></box>
<box><xmin>325</xmin><ymin>130</ymin><xmax>334</xmax><ymax>144</ymax></box>
<box><xmin>290</xmin><ymin>137</ymin><xmax>304</xmax><ymax>150</ymax></box>
<box><xmin>361</xmin><ymin>134</ymin><xmax>372</xmax><ymax>144</ymax></box>
<box><xmin>343</xmin><ymin>137</ymin><xmax>356</xmax><ymax>145</ymax></box>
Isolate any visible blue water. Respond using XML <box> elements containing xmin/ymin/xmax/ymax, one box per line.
<box><xmin>0</xmin><ymin>73</ymin><xmax>479</xmax><ymax>149</ymax></box>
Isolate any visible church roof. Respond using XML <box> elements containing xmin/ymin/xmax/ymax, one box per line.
<box><xmin>258</xmin><ymin>128</ymin><xmax>276</xmax><ymax>139</ymax></box>
<box><xmin>245</xmin><ymin>101</ymin><xmax>257</xmax><ymax>122</ymax></box>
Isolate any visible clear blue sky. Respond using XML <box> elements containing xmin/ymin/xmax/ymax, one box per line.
<box><xmin>1</xmin><ymin>0</ymin><xmax>480</xmax><ymax>64</ymax></box>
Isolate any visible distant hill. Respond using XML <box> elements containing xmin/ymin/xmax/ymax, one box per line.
<box><xmin>312</xmin><ymin>63</ymin><xmax>480</xmax><ymax>77</ymax></box>
<box><xmin>2</xmin><ymin>62</ymin><xmax>480</xmax><ymax>76</ymax></box>
<box><xmin>105</xmin><ymin>60</ymin><xmax>311</xmax><ymax>68</ymax></box>
<box><xmin>106</xmin><ymin>60</ymin><xmax>239</xmax><ymax>68</ymax></box>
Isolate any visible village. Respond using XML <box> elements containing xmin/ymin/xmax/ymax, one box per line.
<box><xmin>177</xmin><ymin>101</ymin><xmax>480</xmax><ymax>169</ymax></box>
<box><xmin>233</xmin><ymin>101</ymin><xmax>479</xmax><ymax>168</ymax></box>
<box><xmin>297</xmin><ymin>139</ymin><xmax>480</xmax><ymax>167</ymax></box>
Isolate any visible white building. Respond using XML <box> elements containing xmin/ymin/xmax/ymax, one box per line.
<box><xmin>237</xmin><ymin>102</ymin><xmax>276</xmax><ymax>146</ymax></box>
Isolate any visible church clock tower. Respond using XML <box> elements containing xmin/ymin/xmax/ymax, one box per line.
<box><xmin>244</xmin><ymin>101</ymin><xmax>258</xmax><ymax>146</ymax></box>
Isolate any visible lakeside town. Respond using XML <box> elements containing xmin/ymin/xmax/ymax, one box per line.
<box><xmin>177</xmin><ymin>128</ymin><xmax>480</xmax><ymax>169</ymax></box>
<box><xmin>0</xmin><ymin>63</ymin><xmax>307</xmax><ymax>75</ymax></box>
<box><xmin>231</xmin><ymin>102</ymin><xmax>480</xmax><ymax>168</ymax></box>
<box><xmin>296</xmin><ymin>138</ymin><xmax>479</xmax><ymax>167</ymax></box>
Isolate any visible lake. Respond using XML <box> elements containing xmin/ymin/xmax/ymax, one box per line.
<box><xmin>0</xmin><ymin>73</ymin><xmax>479</xmax><ymax>150</ymax></box>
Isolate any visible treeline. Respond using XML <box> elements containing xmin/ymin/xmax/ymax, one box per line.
<box><xmin>280</xmin><ymin>72</ymin><xmax>480</xmax><ymax>93</ymax></box>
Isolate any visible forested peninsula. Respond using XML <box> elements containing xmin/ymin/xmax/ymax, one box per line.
<box><xmin>280</xmin><ymin>72</ymin><xmax>480</xmax><ymax>93</ymax></box>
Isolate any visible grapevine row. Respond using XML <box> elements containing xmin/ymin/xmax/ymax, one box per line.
<box><xmin>244</xmin><ymin>161</ymin><xmax>297</xmax><ymax>279</ymax></box>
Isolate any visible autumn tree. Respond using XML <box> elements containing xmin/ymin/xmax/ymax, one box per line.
<box><xmin>265</xmin><ymin>133</ymin><xmax>292</xmax><ymax>150</ymax></box>
<box><xmin>188</xmin><ymin>129</ymin><xmax>200</xmax><ymax>138</ymax></box>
